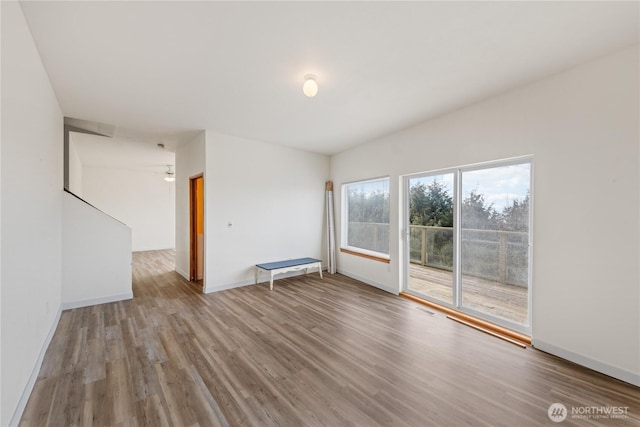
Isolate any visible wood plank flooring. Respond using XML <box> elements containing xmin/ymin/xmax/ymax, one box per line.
<box><xmin>21</xmin><ymin>250</ymin><xmax>639</xmax><ymax>426</ymax></box>
<box><xmin>409</xmin><ymin>264</ymin><xmax>528</xmax><ymax>324</ymax></box>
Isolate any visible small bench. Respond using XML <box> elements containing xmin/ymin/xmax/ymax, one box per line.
<box><xmin>255</xmin><ymin>258</ymin><xmax>323</xmax><ymax>290</ymax></box>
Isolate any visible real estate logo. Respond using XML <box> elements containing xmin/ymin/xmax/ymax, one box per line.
<box><xmin>547</xmin><ymin>403</ymin><xmax>630</xmax><ymax>423</ymax></box>
<box><xmin>548</xmin><ymin>403</ymin><xmax>568</xmax><ymax>423</ymax></box>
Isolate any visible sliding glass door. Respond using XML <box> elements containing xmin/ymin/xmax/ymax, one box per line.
<box><xmin>405</xmin><ymin>159</ymin><xmax>532</xmax><ymax>332</ymax></box>
<box><xmin>460</xmin><ymin>163</ymin><xmax>531</xmax><ymax>326</ymax></box>
<box><xmin>406</xmin><ymin>172</ymin><xmax>455</xmax><ymax>305</ymax></box>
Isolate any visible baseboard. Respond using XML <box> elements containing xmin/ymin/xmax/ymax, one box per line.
<box><xmin>61</xmin><ymin>292</ymin><xmax>133</xmax><ymax>310</ymax></box>
<box><xmin>337</xmin><ymin>269</ymin><xmax>399</xmax><ymax>295</ymax></box>
<box><xmin>204</xmin><ymin>268</ymin><xmax>328</xmax><ymax>294</ymax></box>
<box><xmin>532</xmin><ymin>339</ymin><xmax>640</xmax><ymax>387</ymax></box>
<box><xmin>204</xmin><ymin>278</ymin><xmax>254</xmax><ymax>294</ymax></box>
<box><xmin>175</xmin><ymin>267</ymin><xmax>190</xmax><ymax>281</ymax></box>
<box><xmin>9</xmin><ymin>306</ymin><xmax>63</xmax><ymax>426</ymax></box>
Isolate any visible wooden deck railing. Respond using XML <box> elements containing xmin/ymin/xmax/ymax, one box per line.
<box><xmin>347</xmin><ymin>222</ymin><xmax>528</xmax><ymax>286</ymax></box>
<box><xmin>347</xmin><ymin>221</ymin><xmax>390</xmax><ymax>254</ymax></box>
<box><xmin>409</xmin><ymin>225</ymin><xmax>528</xmax><ymax>286</ymax></box>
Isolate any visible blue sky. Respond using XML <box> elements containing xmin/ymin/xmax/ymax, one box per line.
<box><xmin>462</xmin><ymin>163</ymin><xmax>530</xmax><ymax>211</ymax></box>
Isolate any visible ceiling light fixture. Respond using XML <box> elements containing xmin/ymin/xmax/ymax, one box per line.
<box><xmin>164</xmin><ymin>165</ymin><xmax>175</xmax><ymax>182</ymax></box>
<box><xmin>303</xmin><ymin>74</ymin><xmax>318</xmax><ymax>97</ymax></box>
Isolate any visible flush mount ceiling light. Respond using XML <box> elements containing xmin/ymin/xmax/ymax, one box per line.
<box><xmin>164</xmin><ymin>165</ymin><xmax>175</xmax><ymax>182</ymax></box>
<box><xmin>303</xmin><ymin>74</ymin><xmax>318</xmax><ymax>97</ymax></box>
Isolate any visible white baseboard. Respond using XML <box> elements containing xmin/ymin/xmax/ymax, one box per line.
<box><xmin>9</xmin><ymin>306</ymin><xmax>63</xmax><ymax>426</ymax></box>
<box><xmin>61</xmin><ymin>292</ymin><xmax>133</xmax><ymax>310</ymax></box>
<box><xmin>204</xmin><ymin>268</ymin><xmax>327</xmax><ymax>294</ymax></box>
<box><xmin>532</xmin><ymin>339</ymin><xmax>640</xmax><ymax>387</ymax></box>
<box><xmin>337</xmin><ymin>269</ymin><xmax>399</xmax><ymax>295</ymax></box>
<box><xmin>175</xmin><ymin>267</ymin><xmax>190</xmax><ymax>281</ymax></box>
<box><xmin>204</xmin><ymin>278</ymin><xmax>255</xmax><ymax>293</ymax></box>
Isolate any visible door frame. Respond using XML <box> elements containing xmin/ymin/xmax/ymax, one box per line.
<box><xmin>402</xmin><ymin>156</ymin><xmax>533</xmax><ymax>335</ymax></box>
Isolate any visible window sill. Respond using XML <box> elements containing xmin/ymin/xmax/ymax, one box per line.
<box><xmin>340</xmin><ymin>248</ymin><xmax>390</xmax><ymax>264</ymax></box>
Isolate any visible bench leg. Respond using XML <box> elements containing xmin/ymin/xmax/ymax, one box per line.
<box><xmin>318</xmin><ymin>262</ymin><xmax>323</xmax><ymax>280</ymax></box>
<box><xmin>270</xmin><ymin>272</ymin><xmax>274</xmax><ymax>291</ymax></box>
<box><xmin>255</xmin><ymin>267</ymin><xmax>259</xmax><ymax>285</ymax></box>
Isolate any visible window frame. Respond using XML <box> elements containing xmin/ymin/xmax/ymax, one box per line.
<box><xmin>341</xmin><ymin>176</ymin><xmax>391</xmax><ymax>262</ymax></box>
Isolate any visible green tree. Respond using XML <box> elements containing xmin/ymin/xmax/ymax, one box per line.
<box><xmin>409</xmin><ymin>180</ymin><xmax>453</xmax><ymax>226</ymax></box>
<box><xmin>348</xmin><ymin>189</ymin><xmax>389</xmax><ymax>223</ymax></box>
<box><xmin>461</xmin><ymin>189</ymin><xmax>498</xmax><ymax>229</ymax></box>
<box><xmin>500</xmin><ymin>192</ymin><xmax>529</xmax><ymax>232</ymax></box>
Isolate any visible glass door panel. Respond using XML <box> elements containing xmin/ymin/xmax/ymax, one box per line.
<box><xmin>460</xmin><ymin>163</ymin><xmax>531</xmax><ymax>326</ymax></box>
<box><xmin>407</xmin><ymin>173</ymin><xmax>455</xmax><ymax>305</ymax></box>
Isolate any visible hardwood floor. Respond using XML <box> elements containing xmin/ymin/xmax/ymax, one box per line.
<box><xmin>21</xmin><ymin>250</ymin><xmax>639</xmax><ymax>426</ymax></box>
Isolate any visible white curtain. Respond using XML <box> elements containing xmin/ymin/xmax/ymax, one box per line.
<box><xmin>325</xmin><ymin>181</ymin><xmax>337</xmax><ymax>274</ymax></box>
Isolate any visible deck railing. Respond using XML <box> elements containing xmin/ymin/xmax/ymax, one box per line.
<box><xmin>346</xmin><ymin>222</ymin><xmax>528</xmax><ymax>287</ymax></box>
<box><xmin>409</xmin><ymin>225</ymin><xmax>528</xmax><ymax>287</ymax></box>
<box><xmin>347</xmin><ymin>222</ymin><xmax>390</xmax><ymax>254</ymax></box>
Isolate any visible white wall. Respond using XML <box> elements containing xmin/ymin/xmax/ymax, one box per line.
<box><xmin>203</xmin><ymin>131</ymin><xmax>330</xmax><ymax>292</ymax></box>
<box><xmin>175</xmin><ymin>131</ymin><xmax>330</xmax><ymax>291</ymax></box>
<box><xmin>61</xmin><ymin>192</ymin><xmax>132</xmax><ymax>308</ymax></box>
<box><xmin>1</xmin><ymin>3</ymin><xmax>3</xmax><ymax>424</ymax></box>
<box><xmin>67</xmin><ymin>137</ymin><xmax>83</xmax><ymax>197</ymax></box>
<box><xmin>1</xmin><ymin>2</ymin><xmax>64</xmax><ymax>425</ymax></box>
<box><xmin>82</xmin><ymin>166</ymin><xmax>175</xmax><ymax>251</ymax></box>
<box><xmin>330</xmin><ymin>47</ymin><xmax>639</xmax><ymax>385</ymax></box>
<box><xmin>175</xmin><ymin>131</ymin><xmax>206</xmax><ymax>279</ymax></box>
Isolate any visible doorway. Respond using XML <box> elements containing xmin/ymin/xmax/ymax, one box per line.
<box><xmin>190</xmin><ymin>175</ymin><xmax>204</xmax><ymax>283</ymax></box>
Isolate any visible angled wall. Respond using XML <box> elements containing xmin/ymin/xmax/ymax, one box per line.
<box><xmin>61</xmin><ymin>192</ymin><xmax>132</xmax><ymax>308</ymax></box>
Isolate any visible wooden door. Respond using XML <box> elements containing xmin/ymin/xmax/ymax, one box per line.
<box><xmin>189</xmin><ymin>175</ymin><xmax>204</xmax><ymax>281</ymax></box>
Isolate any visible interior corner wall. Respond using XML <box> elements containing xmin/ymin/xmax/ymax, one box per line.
<box><xmin>1</xmin><ymin>2</ymin><xmax>64</xmax><ymax>425</ymax></box>
<box><xmin>330</xmin><ymin>46</ymin><xmax>639</xmax><ymax>385</ymax></box>
<box><xmin>175</xmin><ymin>131</ymin><xmax>206</xmax><ymax>280</ymax></box>
<box><xmin>81</xmin><ymin>166</ymin><xmax>175</xmax><ymax>252</ymax></box>
<box><xmin>203</xmin><ymin>131</ymin><xmax>330</xmax><ymax>292</ymax></box>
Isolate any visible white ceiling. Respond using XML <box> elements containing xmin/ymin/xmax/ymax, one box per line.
<box><xmin>21</xmin><ymin>1</ymin><xmax>639</xmax><ymax>155</ymax></box>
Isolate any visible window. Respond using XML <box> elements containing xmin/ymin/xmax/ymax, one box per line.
<box><xmin>342</xmin><ymin>177</ymin><xmax>390</xmax><ymax>259</ymax></box>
